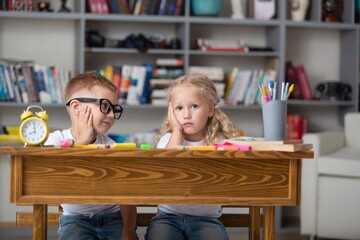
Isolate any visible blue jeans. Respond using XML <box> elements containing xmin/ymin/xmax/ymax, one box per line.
<box><xmin>59</xmin><ymin>211</ymin><xmax>124</xmax><ymax>240</ymax></box>
<box><xmin>145</xmin><ymin>210</ymin><xmax>229</xmax><ymax>240</ymax></box>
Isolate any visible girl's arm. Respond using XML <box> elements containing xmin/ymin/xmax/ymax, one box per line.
<box><xmin>165</xmin><ymin>105</ymin><xmax>183</xmax><ymax>148</ymax></box>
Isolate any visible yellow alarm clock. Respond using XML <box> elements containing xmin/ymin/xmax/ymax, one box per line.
<box><xmin>19</xmin><ymin>105</ymin><xmax>49</xmax><ymax>146</ymax></box>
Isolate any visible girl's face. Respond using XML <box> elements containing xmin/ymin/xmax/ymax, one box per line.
<box><xmin>170</xmin><ymin>84</ymin><xmax>215</xmax><ymax>142</ymax></box>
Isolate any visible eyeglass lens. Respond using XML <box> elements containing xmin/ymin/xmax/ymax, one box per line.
<box><xmin>99</xmin><ymin>99</ymin><xmax>123</xmax><ymax>119</ymax></box>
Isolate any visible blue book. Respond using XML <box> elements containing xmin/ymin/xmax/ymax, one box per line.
<box><xmin>108</xmin><ymin>0</ymin><xmax>120</xmax><ymax>13</ymax></box>
<box><xmin>0</xmin><ymin>63</ymin><xmax>7</xmax><ymax>101</ymax></box>
<box><xmin>140</xmin><ymin>63</ymin><xmax>154</xmax><ymax>104</ymax></box>
<box><xmin>157</xmin><ymin>0</ymin><xmax>167</xmax><ymax>15</ymax></box>
<box><xmin>167</xmin><ymin>0</ymin><xmax>177</xmax><ymax>15</ymax></box>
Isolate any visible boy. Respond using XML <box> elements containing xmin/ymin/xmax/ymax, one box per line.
<box><xmin>45</xmin><ymin>72</ymin><xmax>137</xmax><ymax>240</ymax></box>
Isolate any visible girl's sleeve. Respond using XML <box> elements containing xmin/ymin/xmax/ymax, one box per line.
<box><xmin>156</xmin><ymin>133</ymin><xmax>171</xmax><ymax>149</ymax></box>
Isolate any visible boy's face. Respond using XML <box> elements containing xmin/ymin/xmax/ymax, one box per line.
<box><xmin>71</xmin><ymin>85</ymin><xmax>117</xmax><ymax>135</ymax></box>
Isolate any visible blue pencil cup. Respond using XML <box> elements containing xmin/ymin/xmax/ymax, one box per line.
<box><xmin>191</xmin><ymin>0</ymin><xmax>222</xmax><ymax>16</ymax></box>
<box><xmin>262</xmin><ymin>100</ymin><xmax>287</xmax><ymax>141</ymax></box>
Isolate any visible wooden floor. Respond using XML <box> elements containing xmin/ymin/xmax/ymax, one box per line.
<box><xmin>0</xmin><ymin>226</ymin><xmax>311</xmax><ymax>240</ymax></box>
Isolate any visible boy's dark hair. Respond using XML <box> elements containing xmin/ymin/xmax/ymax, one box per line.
<box><xmin>64</xmin><ymin>71</ymin><xmax>117</xmax><ymax>102</ymax></box>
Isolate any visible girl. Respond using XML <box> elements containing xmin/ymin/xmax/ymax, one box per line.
<box><xmin>145</xmin><ymin>74</ymin><xmax>238</xmax><ymax>240</ymax></box>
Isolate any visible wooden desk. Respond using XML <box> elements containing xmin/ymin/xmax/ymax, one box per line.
<box><xmin>0</xmin><ymin>147</ymin><xmax>313</xmax><ymax>240</ymax></box>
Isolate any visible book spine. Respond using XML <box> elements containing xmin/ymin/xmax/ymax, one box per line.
<box><xmin>174</xmin><ymin>0</ymin><xmax>183</xmax><ymax>16</ymax></box>
<box><xmin>4</xmin><ymin>64</ymin><xmax>15</xmax><ymax>100</ymax></box>
<box><xmin>295</xmin><ymin>64</ymin><xmax>313</xmax><ymax>100</ymax></box>
<box><xmin>156</xmin><ymin>58</ymin><xmax>184</xmax><ymax>66</ymax></box>
<box><xmin>0</xmin><ymin>63</ymin><xmax>8</xmax><ymax>101</ymax></box>
<box><xmin>140</xmin><ymin>63</ymin><xmax>154</xmax><ymax>104</ymax></box>
<box><xmin>157</xmin><ymin>0</ymin><xmax>167</xmax><ymax>15</ymax></box>
<box><xmin>285</xmin><ymin>61</ymin><xmax>302</xmax><ymax>99</ymax></box>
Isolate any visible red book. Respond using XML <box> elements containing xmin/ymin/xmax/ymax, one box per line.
<box><xmin>295</xmin><ymin>64</ymin><xmax>313</xmax><ymax>100</ymax></box>
<box><xmin>174</xmin><ymin>0</ymin><xmax>183</xmax><ymax>16</ymax></box>
<box><xmin>285</xmin><ymin>61</ymin><xmax>302</xmax><ymax>99</ymax></box>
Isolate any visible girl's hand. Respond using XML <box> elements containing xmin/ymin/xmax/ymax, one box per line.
<box><xmin>166</xmin><ymin>104</ymin><xmax>184</xmax><ymax>148</ymax></box>
<box><xmin>75</xmin><ymin>105</ymin><xmax>95</xmax><ymax>144</ymax></box>
<box><xmin>168</xmin><ymin>105</ymin><xmax>182</xmax><ymax>134</ymax></box>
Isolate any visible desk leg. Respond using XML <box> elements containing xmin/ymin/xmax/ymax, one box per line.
<box><xmin>263</xmin><ymin>206</ymin><xmax>275</xmax><ymax>240</ymax></box>
<box><xmin>249</xmin><ymin>206</ymin><xmax>260</xmax><ymax>240</ymax></box>
<box><xmin>33</xmin><ymin>204</ymin><xmax>47</xmax><ymax>240</ymax></box>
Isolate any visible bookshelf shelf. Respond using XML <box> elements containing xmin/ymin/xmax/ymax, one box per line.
<box><xmin>86</xmin><ymin>48</ymin><xmax>185</xmax><ymax>55</ymax></box>
<box><xmin>0</xmin><ymin>11</ymin><xmax>82</xmax><ymax>20</ymax></box>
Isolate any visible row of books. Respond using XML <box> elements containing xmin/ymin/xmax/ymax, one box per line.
<box><xmin>224</xmin><ymin>68</ymin><xmax>277</xmax><ymax>106</ymax></box>
<box><xmin>0</xmin><ymin>0</ymin><xmax>34</xmax><ymax>11</ymax></box>
<box><xmin>87</xmin><ymin>0</ymin><xmax>184</xmax><ymax>16</ymax></box>
<box><xmin>98</xmin><ymin>58</ymin><xmax>185</xmax><ymax>105</ymax></box>
<box><xmin>0</xmin><ymin>59</ymin><xmax>74</xmax><ymax>104</ymax></box>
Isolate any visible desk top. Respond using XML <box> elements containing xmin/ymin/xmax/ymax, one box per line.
<box><xmin>0</xmin><ymin>146</ymin><xmax>314</xmax><ymax>159</ymax></box>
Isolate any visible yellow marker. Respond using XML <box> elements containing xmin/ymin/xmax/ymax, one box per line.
<box><xmin>113</xmin><ymin>143</ymin><xmax>137</xmax><ymax>148</ymax></box>
<box><xmin>73</xmin><ymin>144</ymin><xmax>98</xmax><ymax>149</ymax></box>
<box><xmin>182</xmin><ymin>146</ymin><xmax>216</xmax><ymax>150</ymax></box>
<box><xmin>286</xmin><ymin>84</ymin><xmax>294</xmax><ymax>100</ymax></box>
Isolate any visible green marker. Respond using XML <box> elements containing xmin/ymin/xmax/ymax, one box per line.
<box><xmin>140</xmin><ymin>144</ymin><xmax>152</xmax><ymax>149</ymax></box>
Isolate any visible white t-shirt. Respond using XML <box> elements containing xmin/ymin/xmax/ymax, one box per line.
<box><xmin>44</xmin><ymin>129</ymin><xmax>120</xmax><ymax>216</ymax></box>
<box><xmin>157</xmin><ymin>133</ymin><xmax>222</xmax><ymax>218</ymax></box>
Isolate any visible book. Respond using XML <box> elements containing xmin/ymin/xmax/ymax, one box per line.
<box><xmin>6</xmin><ymin>63</ymin><xmax>21</xmax><ymax>102</ymax></box>
<box><xmin>21</xmin><ymin>63</ymin><xmax>39</xmax><ymax>103</ymax></box>
<box><xmin>119</xmin><ymin>65</ymin><xmax>132</xmax><ymax>104</ymax></box>
<box><xmin>287</xmin><ymin>114</ymin><xmax>308</xmax><ymax>140</ymax></box>
<box><xmin>140</xmin><ymin>63</ymin><xmax>154</xmax><ymax>104</ymax></box>
<box><xmin>112</xmin><ymin>66</ymin><xmax>122</xmax><ymax>100</ymax></box>
<box><xmin>133</xmin><ymin>0</ymin><xmax>143</xmax><ymax>15</ymax></box>
<box><xmin>285</xmin><ymin>61</ymin><xmax>302</xmax><ymax>99</ymax></box>
<box><xmin>244</xmin><ymin>69</ymin><xmax>263</xmax><ymax>106</ymax></box>
<box><xmin>236</xmin><ymin>70</ymin><xmax>253</xmax><ymax>104</ymax></box>
<box><xmin>166</xmin><ymin>0</ymin><xmax>177</xmax><ymax>15</ymax></box>
<box><xmin>188</xmin><ymin>66</ymin><xmax>224</xmax><ymax>81</ymax></box>
<box><xmin>157</xmin><ymin>0</ymin><xmax>167</xmax><ymax>15</ymax></box>
<box><xmin>107</xmin><ymin>0</ymin><xmax>120</xmax><ymax>13</ymax></box>
<box><xmin>100</xmin><ymin>0</ymin><xmax>109</xmax><ymax>13</ymax></box>
<box><xmin>87</xmin><ymin>0</ymin><xmax>99</xmax><ymax>13</ymax></box>
<box><xmin>226</xmin><ymin>137</ymin><xmax>311</xmax><ymax>152</ymax></box>
<box><xmin>174</xmin><ymin>0</ymin><xmax>183</xmax><ymax>16</ymax></box>
<box><xmin>224</xmin><ymin>67</ymin><xmax>239</xmax><ymax>102</ymax></box>
<box><xmin>156</xmin><ymin>58</ymin><xmax>184</xmax><ymax>67</ymax></box>
<box><xmin>295</xmin><ymin>64</ymin><xmax>313</xmax><ymax>100</ymax></box>
<box><xmin>118</xmin><ymin>0</ymin><xmax>130</xmax><ymax>13</ymax></box>
<box><xmin>127</xmin><ymin>65</ymin><xmax>146</xmax><ymax>105</ymax></box>
<box><xmin>152</xmin><ymin>68</ymin><xmax>183</xmax><ymax>79</ymax></box>
<box><xmin>0</xmin><ymin>63</ymin><xmax>8</xmax><ymax>101</ymax></box>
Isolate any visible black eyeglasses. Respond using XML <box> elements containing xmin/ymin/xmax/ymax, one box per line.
<box><xmin>66</xmin><ymin>98</ymin><xmax>123</xmax><ymax>120</ymax></box>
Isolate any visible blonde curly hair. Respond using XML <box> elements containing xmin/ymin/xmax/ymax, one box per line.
<box><xmin>155</xmin><ymin>74</ymin><xmax>238</xmax><ymax>145</ymax></box>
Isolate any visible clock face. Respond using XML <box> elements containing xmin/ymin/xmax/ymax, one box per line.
<box><xmin>20</xmin><ymin>118</ymin><xmax>48</xmax><ymax>145</ymax></box>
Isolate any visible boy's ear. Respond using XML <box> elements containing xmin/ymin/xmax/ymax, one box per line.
<box><xmin>68</xmin><ymin>100</ymin><xmax>81</xmax><ymax>114</ymax></box>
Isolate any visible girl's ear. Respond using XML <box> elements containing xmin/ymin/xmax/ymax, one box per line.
<box><xmin>209</xmin><ymin>106</ymin><xmax>215</xmax><ymax>118</ymax></box>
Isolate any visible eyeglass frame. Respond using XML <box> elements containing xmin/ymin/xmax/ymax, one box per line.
<box><xmin>65</xmin><ymin>98</ymin><xmax>124</xmax><ymax>120</ymax></box>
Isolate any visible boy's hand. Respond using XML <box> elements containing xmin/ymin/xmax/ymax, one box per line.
<box><xmin>75</xmin><ymin>105</ymin><xmax>95</xmax><ymax>144</ymax></box>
